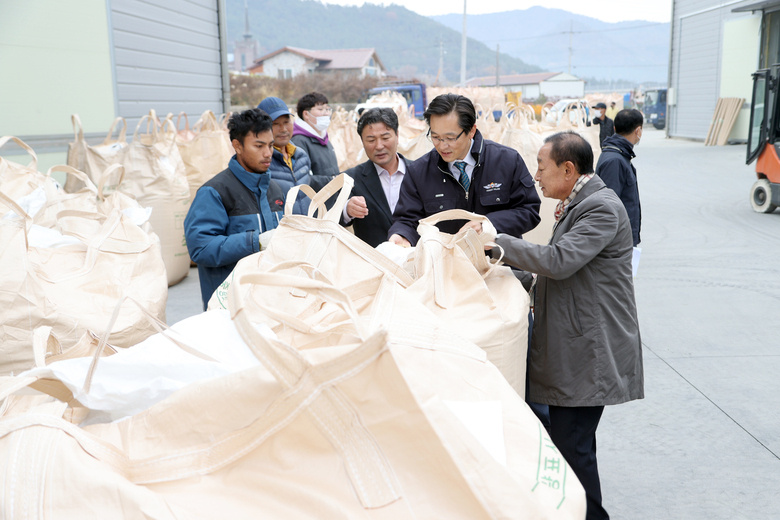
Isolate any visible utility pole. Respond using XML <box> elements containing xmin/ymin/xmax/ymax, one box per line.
<box><xmin>568</xmin><ymin>20</ymin><xmax>573</xmax><ymax>75</ymax></box>
<box><xmin>495</xmin><ymin>44</ymin><xmax>500</xmax><ymax>86</ymax></box>
<box><xmin>460</xmin><ymin>0</ymin><xmax>467</xmax><ymax>86</ymax></box>
<box><xmin>437</xmin><ymin>37</ymin><xmax>445</xmax><ymax>86</ymax></box>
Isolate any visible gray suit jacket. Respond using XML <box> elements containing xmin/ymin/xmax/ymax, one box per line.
<box><xmin>495</xmin><ymin>175</ymin><xmax>644</xmax><ymax>407</ymax></box>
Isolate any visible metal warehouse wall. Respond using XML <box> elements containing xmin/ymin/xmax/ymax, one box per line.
<box><xmin>668</xmin><ymin>0</ymin><xmax>756</xmax><ymax>140</ymax></box>
<box><xmin>109</xmin><ymin>0</ymin><xmax>229</xmax><ymax>130</ymax></box>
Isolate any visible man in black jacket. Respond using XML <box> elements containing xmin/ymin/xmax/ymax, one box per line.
<box><xmin>341</xmin><ymin>108</ymin><xmax>411</xmax><ymax>247</ymax></box>
<box><xmin>595</xmin><ymin>108</ymin><xmax>643</xmax><ymax>246</ymax></box>
<box><xmin>388</xmin><ymin>94</ymin><xmax>540</xmax><ymax>246</ymax></box>
<box><xmin>591</xmin><ymin>102</ymin><xmax>615</xmax><ymax>149</ymax></box>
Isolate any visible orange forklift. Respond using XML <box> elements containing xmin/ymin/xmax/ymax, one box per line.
<box><xmin>747</xmin><ymin>65</ymin><xmax>780</xmax><ymax>213</ymax></box>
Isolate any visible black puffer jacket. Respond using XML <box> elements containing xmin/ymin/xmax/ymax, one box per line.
<box><xmin>595</xmin><ymin>134</ymin><xmax>641</xmax><ymax>246</ymax></box>
<box><xmin>593</xmin><ymin>116</ymin><xmax>615</xmax><ymax>148</ymax></box>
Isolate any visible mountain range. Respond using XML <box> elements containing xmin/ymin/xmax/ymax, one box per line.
<box><xmin>432</xmin><ymin>7</ymin><xmax>670</xmax><ymax>84</ymax></box>
<box><xmin>227</xmin><ymin>0</ymin><xmax>541</xmax><ymax>82</ymax></box>
<box><xmin>227</xmin><ymin>1</ymin><xmax>669</xmax><ymax>85</ymax></box>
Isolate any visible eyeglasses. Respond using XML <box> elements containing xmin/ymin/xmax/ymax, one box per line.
<box><xmin>427</xmin><ymin>129</ymin><xmax>465</xmax><ymax>145</ymax></box>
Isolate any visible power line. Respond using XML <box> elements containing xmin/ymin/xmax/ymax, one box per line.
<box><xmin>573</xmin><ymin>64</ymin><xmax>667</xmax><ymax>68</ymax></box>
<box><xmin>481</xmin><ymin>21</ymin><xmax>667</xmax><ymax>43</ymax></box>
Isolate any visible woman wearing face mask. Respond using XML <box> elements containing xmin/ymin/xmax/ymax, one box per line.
<box><xmin>591</xmin><ymin>102</ymin><xmax>615</xmax><ymax>150</ymax></box>
<box><xmin>292</xmin><ymin>92</ymin><xmax>341</xmax><ymax>191</ymax></box>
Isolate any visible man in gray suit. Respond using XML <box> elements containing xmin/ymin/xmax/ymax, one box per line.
<box><xmin>488</xmin><ymin>131</ymin><xmax>644</xmax><ymax>520</ymax></box>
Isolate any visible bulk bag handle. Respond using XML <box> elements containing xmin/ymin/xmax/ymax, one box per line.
<box><xmin>0</xmin><ymin>136</ymin><xmax>38</xmax><ymax>171</ymax></box>
<box><xmin>283</xmin><ymin>172</ymin><xmax>353</xmax><ymax>223</ymax></box>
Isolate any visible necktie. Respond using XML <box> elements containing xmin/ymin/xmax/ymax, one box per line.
<box><xmin>454</xmin><ymin>161</ymin><xmax>470</xmax><ymax>192</ymax></box>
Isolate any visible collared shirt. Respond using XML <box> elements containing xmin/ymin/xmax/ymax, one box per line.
<box><xmin>274</xmin><ymin>142</ymin><xmax>297</xmax><ymax>171</ymax></box>
<box><xmin>447</xmin><ymin>139</ymin><xmax>476</xmax><ymax>182</ymax></box>
<box><xmin>343</xmin><ymin>154</ymin><xmax>406</xmax><ymax>223</ymax></box>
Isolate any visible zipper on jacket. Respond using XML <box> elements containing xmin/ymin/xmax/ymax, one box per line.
<box><xmin>438</xmin><ymin>164</ymin><xmax>469</xmax><ymax>200</ymax></box>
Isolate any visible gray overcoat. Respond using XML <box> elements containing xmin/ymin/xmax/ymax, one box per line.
<box><xmin>495</xmin><ymin>175</ymin><xmax>644</xmax><ymax>407</ymax></box>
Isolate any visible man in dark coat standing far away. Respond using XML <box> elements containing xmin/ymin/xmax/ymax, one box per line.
<box><xmin>388</xmin><ymin>94</ymin><xmax>540</xmax><ymax>245</ymax></box>
<box><xmin>341</xmin><ymin>108</ymin><xmax>411</xmax><ymax>247</ymax></box>
<box><xmin>487</xmin><ymin>131</ymin><xmax>644</xmax><ymax>520</ymax></box>
<box><xmin>591</xmin><ymin>102</ymin><xmax>615</xmax><ymax>149</ymax></box>
<box><xmin>596</xmin><ymin>108</ymin><xmax>643</xmax><ymax>246</ymax></box>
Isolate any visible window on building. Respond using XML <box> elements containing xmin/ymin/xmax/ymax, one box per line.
<box><xmin>369</xmin><ymin>57</ymin><xmax>375</xmax><ymax>67</ymax></box>
<box><xmin>761</xmin><ymin>10</ymin><xmax>780</xmax><ymax>68</ymax></box>
<box><xmin>241</xmin><ymin>55</ymin><xmax>246</xmax><ymax>71</ymax></box>
<box><xmin>278</xmin><ymin>69</ymin><xmax>285</xmax><ymax>80</ymax></box>
<box><xmin>285</xmin><ymin>69</ymin><xmax>292</xmax><ymax>79</ymax></box>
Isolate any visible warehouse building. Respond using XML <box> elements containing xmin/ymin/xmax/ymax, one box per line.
<box><xmin>465</xmin><ymin>72</ymin><xmax>585</xmax><ymax>99</ymax></box>
<box><xmin>247</xmin><ymin>47</ymin><xmax>387</xmax><ymax>79</ymax></box>
<box><xmin>0</xmin><ymin>0</ymin><xmax>230</xmax><ymax>173</ymax></box>
<box><xmin>667</xmin><ymin>0</ymin><xmax>774</xmax><ymax>141</ymax></box>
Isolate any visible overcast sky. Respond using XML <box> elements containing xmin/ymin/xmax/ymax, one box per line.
<box><xmin>320</xmin><ymin>0</ymin><xmax>673</xmax><ymax>23</ymax></box>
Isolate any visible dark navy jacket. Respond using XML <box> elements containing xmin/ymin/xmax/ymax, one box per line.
<box><xmin>185</xmin><ymin>156</ymin><xmax>285</xmax><ymax>309</ymax></box>
<box><xmin>595</xmin><ymin>134</ymin><xmax>641</xmax><ymax>246</ymax></box>
<box><xmin>268</xmin><ymin>145</ymin><xmax>311</xmax><ymax>214</ymax></box>
<box><xmin>387</xmin><ymin>130</ymin><xmax>541</xmax><ymax>245</ymax></box>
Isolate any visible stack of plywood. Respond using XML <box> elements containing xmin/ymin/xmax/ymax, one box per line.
<box><xmin>705</xmin><ymin>98</ymin><xmax>745</xmax><ymax>146</ymax></box>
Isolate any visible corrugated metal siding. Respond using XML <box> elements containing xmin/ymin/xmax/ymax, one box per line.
<box><xmin>674</xmin><ymin>10</ymin><xmax>722</xmax><ymax>138</ymax></box>
<box><xmin>109</xmin><ymin>0</ymin><xmax>225</xmax><ymax>129</ymax></box>
<box><xmin>668</xmin><ymin>0</ymin><xmax>757</xmax><ymax>139</ymax></box>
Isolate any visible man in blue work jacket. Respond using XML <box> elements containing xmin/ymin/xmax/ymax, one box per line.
<box><xmin>184</xmin><ymin>108</ymin><xmax>286</xmax><ymax>309</ymax></box>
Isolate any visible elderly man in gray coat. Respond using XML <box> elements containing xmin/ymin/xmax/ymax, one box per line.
<box><xmin>489</xmin><ymin>131</ymin><xmax>643</xmax><ymax>520</ymax></box>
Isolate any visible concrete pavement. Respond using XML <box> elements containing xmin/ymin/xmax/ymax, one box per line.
<box><xmin>599</xmin><ymin>128</ymin><xmax>780</xmax><ymax>519</ymax></box>
<box><xmin>167</xmin><ymin>127</ymin><xmax>780</xmax><ymax>519</ymax></box>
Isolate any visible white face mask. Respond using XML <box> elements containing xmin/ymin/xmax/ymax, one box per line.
<box><xmin>596</xmin><ymin>110</ymin><xmax>604</xmax><ymax>118</ymax></box>
<box><xmin>313</xmin><ymin>115</ymin><xmax>331</xmax><ymax>133</ymax></box>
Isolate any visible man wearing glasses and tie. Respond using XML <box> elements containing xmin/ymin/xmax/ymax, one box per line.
<box><xmin>388</xmin><ymin>93</ymin><xmax>540</xmax><ymax>246</ymax></box>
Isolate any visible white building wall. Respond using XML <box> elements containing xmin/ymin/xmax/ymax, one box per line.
<box><xmin>261</xmin><ymin>52</ymin><xmax>308</xmax><ymax>78</ymax></box>
<box><xmin>539</xmin><ymin>80</ymin><xmax>585</xmax><ymax>98</ymax></box>
<box><xmin>514</xmin><ymin>84</ymin><xmax>540</xmax><ymax>98</ymax></box>
<box><xmin>668</xmin><ymin>0</ymin><xmax>758</xmax><ymax>140</ymax></box>
<box><xmin>720</xmin><ymin>14</ymin><xmax>761</xmax><ymax>141</ymax></box>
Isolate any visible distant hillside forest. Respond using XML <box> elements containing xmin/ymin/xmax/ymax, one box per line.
<box><xmin>226</xmin><ymin>0</ymin><xmax>541</xmax><ymax>81</ymax></box>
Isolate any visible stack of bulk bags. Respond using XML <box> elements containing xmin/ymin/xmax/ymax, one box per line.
<box><xmin>171</xmin><ymin>112</ymin><xmax>196</xmax><ymax>142</ymax></box>
<box><xmin>121</xmin><ymin>110</ymin><xmax>191</xmax><ymax>286</ymax></box>
<box><xmin>475</xmin><ymin>102</ymin><xmax>509</xmax><ymax>142</ymax></box>
<box><xmin>0</xmin><ymin>136</ymin><xmax>48</xmax><ymax>199</ymax></box>
<box><xmin>499</xmin><ymin>109</ymin><xmax>557</xmax><ymax>245</ymax></box>
<box><xmin>0</xmin><ymin>164</ymin><xmax>167</xmax><ymax>375</ymax></box>
<box><xmin>65</xmin><ymin>114</ymin><xmax>128</xmax><ymax>193</ymax></box>
<box><xmin>65</xmin><ymin>112</ymin><xmax>191</xmax><ymax>285</ymax></box>
<box><xmin>328</xmin><ymin>107</ymin><xmax>364</xmax><ymax>171</ymax></box>
<box><xmin>427</xmin><ymin>86</ymin><xmax>506</xmax><ymax>114</ymax></box>
<box><xmin>555</xmin><ymin>102</ymin><xmax>602</xmax><ymax>164</ymax></box>
<box><xmin>0</xmin><ymin>176</ymin><xmax>586</xmax><ymax>518</ymax></box>
<box><xmin>176</xmin><ymin>110</ymin><xmax>233</xmax><ymax>202</ymax></box>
